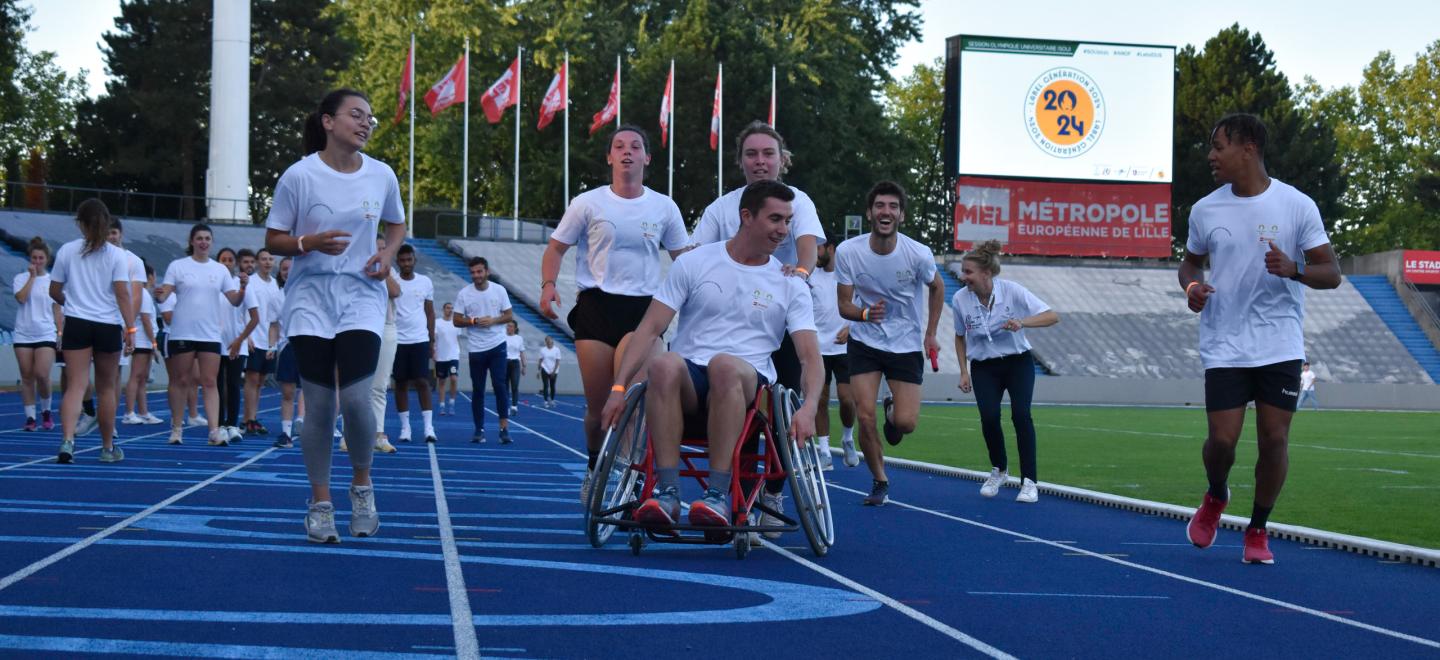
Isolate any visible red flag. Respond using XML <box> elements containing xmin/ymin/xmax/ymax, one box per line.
<box><xmin>590</xmin><ymin>68</ymin><xmax>620</xmax><ymax>135</ymax></box>
<box><xmin>537</xmin><ymin>62</ymin><xmax>566</xmax><ymax>131</ymax></box>
<box><xmin>480</xmin><ymin>57</ymin><xmax>520</xmax><ymax>124</ymax></box>
<box><xmin>393</xmin><ymin>42</ymin><xmax>413</xmax><ymax>125</ymax></box>
<box><xmin>709</xmin><ymin>68</ymin><xmax>721</xmax><ymax>150</ymax></box>
<box><xmin>659</xmin><ymin>64</ymin><xmax>674</xmax><ymax>147</ymax></box>
<box><xmin>424</xmin><ymin>53</ymin><xmax>467</xmax><ymax>117</ymax></box>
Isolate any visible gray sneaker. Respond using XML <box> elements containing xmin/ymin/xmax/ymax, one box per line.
<box><xmin>348</xmin><ymin>485</ymin><xmax>380</xmax><ymax>538</ymax></box>
<box><xmin>579</xmin><ymin>468</ymin><xmax>594</xmax><ymax>505</ymax></box>
<box><xmin>305</xmin><ymin>500</ymin><xmax>340</xmax><ymax>544</ymax></box>
<box><xmin>99</xmin><ymin>446</ymin><xmax>125</xmax><ymax>463</ymax></box>
<box><xmin>57</xmin><ymin>439</ymin><xmax>75</xmax><ymax>464</ymax></box>
<box><xmin>758</xmin><ymin>491</ymin><xmax>786</xmax><ymax>539</ymax></box>
<box><xmin>75</xmin><ymin>414</ymin><xmax>98</xmax><ymax>438</ymax></box>
<box><xmin>842</xmin><ymin>436</ymin><xmax>860</xmax><ymax>467</ymax></box>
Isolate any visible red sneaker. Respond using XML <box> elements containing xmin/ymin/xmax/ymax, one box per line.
<box><xmin>1186</xmin><ymin>490</ymin><xmax>1228</xmax><ymax>548</ymax></box>
<box><xmin>1243</xmin><ymin>527</ymin><xmax>1275</xmax><ymax>564</ymax></box>
<box><xmin>633</xmin><ymin>487</ymin><xmax>680</xmax><ymax>526</ymax></box>
<box><xmin>40</xmin><ymin>410</ymin><xmax>54</xmax><ymax>430</ymax></box>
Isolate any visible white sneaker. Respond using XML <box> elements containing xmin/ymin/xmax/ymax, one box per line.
<box><xmin>305</xmin><ymin>500</ymin><xmax>340</xmax><ymax>544</ymax></box>
<box><xmin>187</xmin><ymin>415</ymin><xmax>207</xmax><ymax>427</ymax></box>
<box><xmin>339</xmin><ymin>436</ymin><xmax>348</xmax><ymax>453</ymax></box>
<box><xmin>1016</xmin><ymin>478</ymin><xmax>1039</xmax><ymax>503</ymax></box>
<box><xmin>819</xmin><ymin>448</ymin><xmax>834</xmax><ymax>471</ymax></box>
<box><xmin>207</xmin><ymin>428</ymin><xmax>228</xmax><ymax>446</ymax></box>
<box><xmin>841</xmin><ymin>437</ymin><xmax>860</xmax><ymax>467</ymax></box>
<box><xmin>121</xmin><ymin>412</ymin><xmax>144</xmax><ymax>425</ymax></box>
<box><xmin>168</xmin><ymin>426</ymin><xmax>183</xmax><ymax>445</ymax></box>
<box><xmin>758</xmin><ymin>492</ymin><xmax>786</xmax><ymax>540</ymax></box>
<box><xmin>375</xmin><ymin>437</ymin><xmax>397</xmax><ymax>454</ymax></box>
<box><xmin>348</xmin><ymin>485</ymin><xmax>380</xmax><ymax>537</ymax></box>
<box><xmin>226</xmin><ymin>426</ymin><xmax>244</xmax><ymax>442</ymax></box>
<box><xmin>397</xmin><ymin>431</ymin><xmax>412</xmax><ymax>443</ymax></box>
<box><xmin>141</xmin><ymin>413</ymin><xmax>165</xmax><ymax>425</ymax></box>
<box><xmin>75</xmin><ymin>414</ymin><xmax>98</xmax><ymax>437</ymax></box>
<box><xmin>980</xmin><ymin>468</ymin><xmax>1008</xmax><ymax>498</ymax></box>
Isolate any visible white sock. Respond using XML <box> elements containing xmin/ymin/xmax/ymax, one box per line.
<box><xmin>819</xmin><ymin>435</ymin><xmax>831</xmax><ymax>452</ymax></box>
<box><xmin>399</xmin><ymin>412</ymin><xmax>412</xmax><ymax>436</ymax></box>
<box><xmin>282</xmin><ymin>420</ymin><xmax>293</xmax><ymax>434</ymax></box>
<box><xmin>842</xmin><ymin>426</ymin><xmax>854</xmax><ymax>444</ymax></box>
<box><xmin>42</xmin><ymin>394</ymin><xmax>52</xmax><ymax>411</ymax></box>
<box><xmin>422</xmin><ymin>409</ymin><xmax>434</xmax><ymax>435</ymax></box>
<box><xmin>24</xmin><ymin>405</ymin><xmax>36</xmax><ymax>419</ymax></box>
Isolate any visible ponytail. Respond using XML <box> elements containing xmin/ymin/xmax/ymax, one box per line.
<box><xmin>74</xmin><ymin>198</ymin><xmax>111</xmax><ymax>256</ymax></box>
<box><xmin>304</xmin><ymin>88</ymin><xmax>371</xmax><ymax>155</ymax></box>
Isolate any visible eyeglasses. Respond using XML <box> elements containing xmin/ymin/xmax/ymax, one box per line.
<box><xmin>332</xmin><ymin>108</ymin><xmax>378</xmax><ymax>129</ymax></box>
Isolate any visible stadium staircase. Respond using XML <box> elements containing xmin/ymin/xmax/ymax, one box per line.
<box><xmin>941</xmin><ymin>262</ymin><xmax>1047</xmax><ymax>375</ymax></box>
<box><xmin>414</xmin><ymin>241</ymin><xmax>576</xmax><ymax>352</ymax></box>
<box><xmin>1349</xmin><ymin>275</ymin><xmax>1440</xmax><ymax>383</ymax></box>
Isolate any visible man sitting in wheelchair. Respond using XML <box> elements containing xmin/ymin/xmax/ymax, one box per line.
<box><xmin>601</xmin><ymin>179</ymin><xmax>823</xmax><ymax>528</ymax></box>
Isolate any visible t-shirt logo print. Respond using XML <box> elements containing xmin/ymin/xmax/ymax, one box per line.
<box><xmin>1256</xmin><ymin>223</ymin><xmax>1280</xmax><ymax>245</ymax></box>
<box><xmin>895</xmin><ymin>269</ymin><xmax>916</xmax><ymax>285</ymax></box>
<box><xmin>750</xmin><ymin>288</ymin><xmax>774</xmax><ymax>311</ymax></box>
<box><xmin>361</xmin><ymin>199</ymin><xmax>380</xmax><ymax>223</ymax></box>
<box><xmin>639</xmin><ymin>220</ymin><xmax>661</xmax><ymax>241</ymax></box>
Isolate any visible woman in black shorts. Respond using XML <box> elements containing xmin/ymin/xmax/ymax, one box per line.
<box><xmin>538</xmin><ymin>124</ymin><xmax>690</xmax><ymax>498</ymax></box>
<box><xmin>12</xmin><ymin>237</ymin><xmax>59</xmax><ymax>431</ymax></box>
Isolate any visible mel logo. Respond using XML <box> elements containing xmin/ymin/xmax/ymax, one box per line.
<box><xmin>1024</xmin><ymin>67</ymin><xmax>1105</xmax><ymax>159</ymax></box>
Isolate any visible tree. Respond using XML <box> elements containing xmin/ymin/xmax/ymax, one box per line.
<box><xmin>1172</xmin><ymin>24</ymin><xmax>1346</xmax><ymax>254</ymax></box>
<box><xmin>883</xmin><ymin>57</ymin><xmax>946</xmax><ymax>251</ymax></box>
<box><xmin>0</xmin><ymin>0</ymin><xmax>88</xmax><ymax>202</ymax></box>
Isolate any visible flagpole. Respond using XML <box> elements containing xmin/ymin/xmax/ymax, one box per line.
<box><xmin>407</xmin><ymin>33</ymin><xmax>415</xmax><ymax>238</ymax></box>
<box><xmin>667</xmin><ymin>59</ymin><xmax>674</xmax><ymax>198</ymax></box>
<box><xmin>462</xmin><ymin>38</ymin><xmax>470</xmax><ymax>238</ymax></box>
<box><xmin>717</xmin><ymin>63</ymin><xmax>723</xmax><ymax>198</ymax></box>
<box><xmin>770</xmin><ymin>65</ymin><xmax>776</xmax><ymax>129</ymax></box>
<box><xmin>512</xmin><ymin>46</ymin><xmax>521</xmax><ymax>242</ymax></box>
<box><xmin>563</xmin><ymin>51</ymin><xmax>569</xmax><ymax>208</ymax></box>
<box><xmin>615</xmin><ymin>55</ymin><xmax>622</xmax><ymax>127</ymax></box>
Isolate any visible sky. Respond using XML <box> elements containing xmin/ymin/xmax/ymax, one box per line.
<box><xmin>23</xmin><ymin>0</ymin><xmax>1440</xmax><ymax>100</ymax></box>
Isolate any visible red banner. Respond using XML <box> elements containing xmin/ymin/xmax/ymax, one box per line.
<box><xmin>1403</xmin><ymin>250</ymin><xmax>1440</xmax><ymax>285</ymax></box>
<box><xmin>953</xmin><ymin>176</ymin><xmax>1172</xmax><ymax>258</ymax></box>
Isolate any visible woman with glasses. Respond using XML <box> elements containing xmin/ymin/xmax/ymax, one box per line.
<box><xmin>265</xmin><ymin>88</ymin><xmax>403</xmax><ymax>544</ymax></box>
<box><xmin>952</xmin><ymin>240</ymin><xmax>1059</xmax><ymax>504</ymax></box>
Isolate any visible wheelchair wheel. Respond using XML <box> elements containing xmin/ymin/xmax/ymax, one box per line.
<box><xmin>735</xmin><ymin>531</ymin><xmax>750</xmax><ymax>560</ymax></box>
<box><xmin>586</xmin><ymin>383</ymin><xmax>649</xmax><ymax>548</ymax></box>
<box><xmin>774</xmin><ymin>385</ymin><xmax>834</xmax><ymax>557</ymax></box>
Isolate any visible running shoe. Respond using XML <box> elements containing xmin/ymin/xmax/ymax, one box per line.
<box><xmin>57</xmin><ymin>439</ymin><xmax>75</xmax><ymax>464</ymax></box>
<box><xmin>253</xmin><ymin>421</ymin><xmax>269</xmax><ymax>435</ymax></box>
<box><xmin>688</xmin><ymin>488</ymin><xmax>731</xmax><ymax>527</ymax></box>
<box><xmin>842</xmin><ymin>436</ymin><xmax>860</xmax><ymax>467</ymax></box>
<box><xmin>1016</xmin><ymin>478</ymin><xmax>1039</xmax><ymax>503</ymax></box>
<box><xmin>333</xmin><ymin>423</ymin><xmax>343</xmax><ymax>439</ymax></box>
<box><xmin>499</xmin><ymin>428</ymin><xmax>512</xmax><ymax>444</ymax></box>
<box><xmin>168</xmin><ymin>426</ymin><xmax>183</xmax><ymax>445</ymax></box>
<box><xmin>292</xmin><ymin>418</ymin><xmax>305</xmax><ymax>438</ymax></box>
<box><xmin>1186</xmin><ymin>489</ymin><xmax>1229</xmax><ymax>549</ymax></box>
<box><xmin>40</xmin><ymin>410</ymin><xmax>54</xmax><ymax>430</ymax></box>
<box><xmin>121</xmin><ymin>412</ymin><xmax>143</xmax><ymax>425</ymax></box>
<box><xmin>75</xmin><ymin>413</ymin><xmax>98</xmax><ymax>438</ymax></box>
<box><xmin>579</xmin><ymin>469</ymin><xmax>593</xmax><ymax>505</ymax></box>
<box><xmin>305</xmin><ymin>500</ymin><xmax>340</xmax><ymax>544</ymax></box>
<box><xmin>758</xmin><ymin>492</ymin><xmax>786</xmax><ymax>540</ymax></box>
<box><xmin>376</xmin><ymin>437</ymin><xmax>398</xmax><ymax>454</ymax></box>
<box><xmin>99</xmin><ymin>446</ymin><xmax>125</xmax><ymax>463</ymax></box>
<box><xmin>339</xmin><ymin>436</ymin><xmax>348</xmax><ymax>453</ymax></box>
<box><xmin>273</xmin><ymin>433</ymin><xmax>293</xmax><ymax>449</ymax></box>
<box><xmin>1242</xmin><ymin>527</ymin><xmax>1275</xmax><ymax>564</ymax></box>
<box><xmin>862</xmin><ymin>479</ymin><xmax>889</xmax><ymax>506</ymax></box>
<box><xmin>422</xmin><ymin>434</ymin><xmax>436</xmax><ymax>445</ymax></box>
<box><xmin>471</xmin><ymin>431</ymin><xmax>485</xmax><ymax>444</ymax></box>
<box><xmin>980</xmin><ymin>468</ymin><xmax>1008</xmax><ymax>498</ymax></box>
<box><xmin>23</xmin><ymin>417</ymin><xmax>36</xmax><ymax>432</ymax></box>
<box><xmin>398</xmin><ymin>431</ymin><xmax>412</xmax><ymax>444</ymax></box>
<box><xmin>207</xmin><ymin>428</ymin><xmax>229</xmax><ymax>446</ymax></box>
<box><xmin>140</xmin><ymin>412</ymin><xmax>164</xmax><ymax>425</ymax></box>
<box><xmin>881</xmin><ymin>396</ymin><xmax>902</xmax><ymax>446</ymax></box>
<box><xmin>509</xmin><ymin>405</ymin><xmax>519</xmax><ymax>417</ymax></box>
<box><xmin>187</xmin><ymin>415</ymin><xmax>207</xmax><ymax>427</ymax></box>
<box><xmin>818</xmin><ymin>446</ymin><xmax>834</xmax><ymax>471</ymax></box>
<box><xmin>634</xmin><ymin>486</ymin><xmax>682</xmax><ymax>526</ymax></box>
<box><xmin>349</xmin><ymin>485</ymin><xmax>380</xmax><ymax>537</ymax></box>
<box><xmin>226</xmin><ymin>426</ymin><xmax>244</xmax><ymax>443</ymax></box>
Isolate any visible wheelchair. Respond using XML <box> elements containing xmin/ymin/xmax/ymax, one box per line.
<box><xmin>584</xmin><ymin>381</ymin><xmax>834</xmax><ymax>559</ymax></box>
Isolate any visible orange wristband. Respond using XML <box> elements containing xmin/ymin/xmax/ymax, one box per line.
<box><xmin>610</xmin><ymin>384</ymin><xmax>625</xmax><ymax>393</ymax></box>
<box><xmin>861</xmin><ymin>307</ymin><xmax>870</xmax><ymax>321</ymax></box>
<box><xmin>1185</xmin><ymin>281</ymin><xmax>1200</xmax><ymax>296</ymax></box>
<box><xmin>794</xmin><ymin>266</ymin><xmax>809</xmax><ymax>278</ymax></box>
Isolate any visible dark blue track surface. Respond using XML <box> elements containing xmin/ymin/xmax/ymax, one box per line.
<box><xmin>0</xmin><ymin>389</ymin><xmax>1436</xmax><ymax>658</ymax></box>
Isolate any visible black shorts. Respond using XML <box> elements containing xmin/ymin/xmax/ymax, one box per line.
<box><xmin>846</xmin><ymin>339</ymin><xmax>923</xmax><ymax>385</ymax></box>
<box><xmin>13</xmin><ymin>341</ymin><xmax>57</xmax><ymax>350</ymax></box>
<box><xmin>276</xmin><ymin>344</ymin><xmax>299</xmax><ymax>384</ymax></box>
<box><xmin>1205</xmin><ymin>359</ymin><xmax>1303</xmax><ymax>412</ymax></box>
<box><xmin>822</xmin><ymin>353</ymin><xmax>850</xmax><ymax>386</ymax></box>
<box><xmin>393</xmin><ymin>341</ymin><xmax>431</xmax><ymax>381</ymax></box>
<box><xmin>132</xmin><ymin>347</ymin><xmax>154</xmax><ymax>355</ymax></box>
<box><xmin>168</xmin><ymin>339</ymin><xmax>221</xmax><ymax>356</ymax></box>
<box><xmin>61</xmin><ymin>317</ymin><xmax>123</xmax><ymax>354</ymax></box>
<box><xmin>568</xmin><ymin>288</ymin><xmax>651</xmax><ymax>348</ymax></box>
<box><xmin>435</xmin><ymin>359</ymin><xmax>459</xmax><ymax>378</ymax></box>
<box><xmin>246</xmin><ymin>351</ymin><xmax>275</xmax><ymax>374</ymax></box>
<box><xmin>155</xmin><ymin>332</ymin><xmax>168</xmax><ymax>358</ymax></box>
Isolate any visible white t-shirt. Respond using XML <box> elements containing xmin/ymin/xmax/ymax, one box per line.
<box><xmin>134</xmin><ymin>288</ymin><xmax>158</xmax><ymax>350</ymax></box>
<box><xmin>834</xmin><ymin>233</ymin><xmax>939</xmax><ymax>354</ymax></box>
<box><xmin>807</xmin><ymin>268</ymin><xmax>847</xmax><ymax>356</ymax></box>
<box><xmin>265</xmin><ymin>152</ymin><xmax>405</xmax><ymax>339</ymax></box>
<box><xmin>247</xmin><ymin>275</ymin><xmax>283</xmax><ymax>351</ymax></box>
<box><xmin>1301</xmin><ymin>370</ymin><xmax>1316</xmax><ymax>391</ymax></box>
<box><xmin>693</xmin><ymin>185</ymin><xmax>826</xmax><ymax>266</ymax></box>
<box><xmin>157</xmin><ymin>292</ymin><xmax>176</xmax><ymax>329</ymax></box>
<box><xmin>1185</xmin><ymin>179</ymin><xmax>1330</xmax><ymax>369</ymax></box>
<box><xmin>656</xmin><ymin>242</ymin><xmax>816</xmax><ymax>383</ymax></box>
<box><xmin>539</xmin><ymin>345</ymin><xmax>562</xmax><ymax>373</ymax></box>
<box><xmin>220</xmin><ymin>275</ymin><xmax>259</xmax><ymax>356</ymax></box>
<box><xmin>11</xmin><ymin>272</ymin><xmax>57</xmax><ymax>344</ymax></box>
<box><xmin>952</xmin><ymin>279</ymin><xmax>1050</xmax><ymax>362</ymax></box>
<box><xmin>453</xmin><ymin>282</ymin><xmax>512</xmax><ymax>353</ymax></box>
<box><xmin>550</xmin><ymin>185</ymin><xmax>689</xmax><ymax>295</ymax></box>
<box><xmin>50</xmin><ymin>239</ymin><xmax>127</xmax><ymax>325</ymax></box>
<box><xmin>394</xmin><ymin>272</ymin><xmax>434</xmax><ymax>345</ymax></box>
<box><xmin>162</xmin><ymin>257</ymin><xmax>237</xmax><ymax>343</ymax></box>
<box><xmin>434</xmin><ymin>316</ymin><xmax>461</xmax><ymax>362</ymax></box>
<box><xmin>505</xmin><ymin>334</ymin><xmax>526</xmax><ymax>360</ymax></box>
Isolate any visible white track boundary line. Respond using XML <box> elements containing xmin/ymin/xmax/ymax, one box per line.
<box><xmin>0</xmin><ymin>447</ymin><xmax>277</xmax><ymax>594</ymax></box>
<box><xmin>826</xmin><ymin>482</ymin><xmax>1440</xmax><ymax>650</ymax></box>
<box><xmin>427</xmin><ymin>442</ymin><xmax>481</xmax><ymax>660</ymax></box>
<box><xmin>494</xmin><ymin>404</ymin><xmax>1014</xmax><ymax>655</ymax></box>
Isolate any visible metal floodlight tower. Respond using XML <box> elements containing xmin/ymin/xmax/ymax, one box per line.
<box><xmin>206</xmin><ymin>0</ymin><xmax>251</xmax><ymax>223</ymax></box>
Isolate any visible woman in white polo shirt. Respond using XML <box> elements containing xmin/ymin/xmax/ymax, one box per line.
<box><xmin>952</xmin><ymin>240</ymin><xmax>1059</xmax><ymax>504</ymax></box>
<box><xmin>12</xmin><ymin>237</ymin><xmax>60</xmax><ymax>432</ymax></box>
<box><xmin>266</xmin><ymin>87</ymin><xmax>405</xmax><ymax>544</ymax></box>
<box><xmin>48</xmin><ymin>198</ymin><xmax>136</xmax><ymax>464</ymax></box>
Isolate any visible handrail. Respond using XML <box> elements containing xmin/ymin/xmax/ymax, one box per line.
<box><xmin>1</xmin><ymin>180</ymin><xmax>259</xmax><ymax>224</ymax></box>
<box><xmin>1400</xmin><ymin>278</ymin><xmax>1440</xmax><ymax>349</ymax></box>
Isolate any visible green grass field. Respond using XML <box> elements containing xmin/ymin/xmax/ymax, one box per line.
<box><xmin>839</xmin><ymin>404</ymin><xmax>1440</xmax><ymax>549</ymax></box>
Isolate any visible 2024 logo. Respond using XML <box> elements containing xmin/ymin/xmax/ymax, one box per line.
<box><xmin>1024</xmin><ymin>67</ymin><xmax>1105</xmax><ymax>159</ymax></box>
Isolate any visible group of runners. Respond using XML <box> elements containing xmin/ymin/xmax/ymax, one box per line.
<box><xmin>12</xmin><ymin>85</ymin><xmax>1335</xmax><ymax>564</ymax></box>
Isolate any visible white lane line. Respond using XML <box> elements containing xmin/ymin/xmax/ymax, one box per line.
<box><xmin>426</xmin><ymin>442</ymin><xmax>481</xmax><ymax>660</ymax></box>
<box><xmin>967</xmin><ymin>591</ymin><xmax>1170</xmax><ymax>600</ymax></box>
<box><xmin>0</xmin><ymin>447</ymin><xmax>277</xmax><ymax>594</ymax></box>
<box><xmin>494</xmin><ymin>404</ymin><xmax>1012</xmax><ymax>656</ymax></box>
<box><xmin>459</xmin><ymin>392</ymin><xmax>587</xmax><ymax>461</ymax></box>
<box><xmin>827</xmin><ymin>483</ymin><xmax>1440</xmax><ymax>650</ymax></box>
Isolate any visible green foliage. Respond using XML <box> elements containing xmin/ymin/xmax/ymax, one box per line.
<box><xmin>883</xmin><ymin>57</ymin><xmax>946</xmax><ymax>251</ymax></box>
<box><xmin>0</xmin><ymin>1</ymin><xmax>87</xmax><ymax>187</ymax></box>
